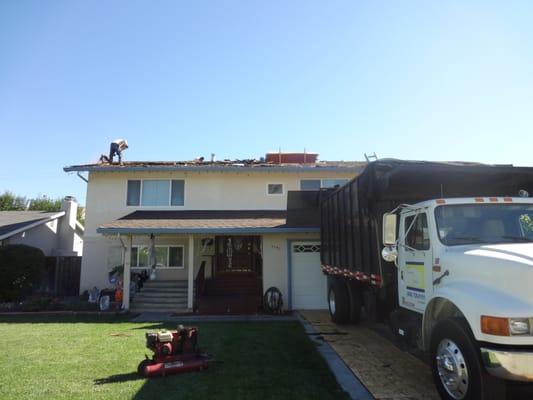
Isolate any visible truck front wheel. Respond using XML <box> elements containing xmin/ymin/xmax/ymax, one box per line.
<box><xmin>328</xmin><ymin>278</ymin><xmax>349</xmax><ymax>324</ymax></box>
<box><xmin>430</xmin><ymin>318</ymin><xmax>506</xmax><ymax>400</ymax></box>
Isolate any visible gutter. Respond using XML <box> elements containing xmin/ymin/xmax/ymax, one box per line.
<box><xmin>0</xmin><ymin>211</ymin><xmax>66</xmax><ymax>241</ymax></box>
<box><xmin>64</xmin><ymin>165</ymin><xmax>362</xmax><ymax>173</ymax></box>
<box><xmin>97</xmin><ymin>226</ymin><xmax>320</xmax><ymax>235</ymax></box>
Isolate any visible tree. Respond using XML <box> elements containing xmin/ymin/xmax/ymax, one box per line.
<box><xmin>28</xmin><ymin>196</ymin><xmax>61</xmax><ymax>212</ymax></box>
<box><xmin>0</xmin><ymin>244</ymin><xmax>45</xmax><ymax>301</ymax></box>
<box><xmin>0</xmin><ymin>192</ymin><xmax>26</xmax><ymax>210</ymax></box>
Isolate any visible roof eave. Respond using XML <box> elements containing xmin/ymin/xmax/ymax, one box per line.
<box><xmin>0</xmin><ymin>211</ymin><xmax>66</xmax><ymax>241</ymax></box>
<box><xmin>96</xmin><ymin>226</ymin><xmax>320</xmax><ymax>235</ymax></box>
<box><xmin>64</xmin><ymin>165</ymin><xmax>361</xmax><ymax>173</ymax></box>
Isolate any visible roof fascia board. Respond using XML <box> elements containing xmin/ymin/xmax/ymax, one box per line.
<box><xmin>0</xmin><ymin>211</ymin><xmax>66</xmax><ymax>241</ymax></box>
<box><xmin>64</xmin><ymin>165</ymin><xmax>360</xmax><ymax>173</ymax></box>
<box><xmin>97</xmin><ymin>226</ymin><xmax>320</xmax><ymax>235</ymax></box>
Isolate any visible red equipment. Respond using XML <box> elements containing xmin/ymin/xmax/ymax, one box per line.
<box><xmin>137</xmin><ymin>325</ymin><xmax>211</xmax><ymax>377</ymax></box>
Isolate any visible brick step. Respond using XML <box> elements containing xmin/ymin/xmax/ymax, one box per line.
<box><xmin>197</xmin><ymin>294</ymin><xmax>261</xmax><ymax>314</ymax></box>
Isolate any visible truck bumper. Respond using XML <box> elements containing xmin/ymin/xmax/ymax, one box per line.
<box><xmin>481</xmin><ymin>347</ymin><xmax>533</xmax><ymax>382</ymax></box>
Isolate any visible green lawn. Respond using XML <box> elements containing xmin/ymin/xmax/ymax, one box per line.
<box><xmin>0</xmin><ymin>315</ymin><xmax>347</xmax><ymax>400</ymax></box>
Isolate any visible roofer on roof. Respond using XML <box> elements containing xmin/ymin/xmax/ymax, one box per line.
<box><xmin>108</xmin><ymin>139</ymin><xmax>128</xmax><ymax>164</ymax></box>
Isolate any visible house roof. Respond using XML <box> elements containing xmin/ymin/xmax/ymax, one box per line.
<box><xmin>97</xmin><ymin>210</ymin><xmax>320</xmax><ymax>234</ymax></box>
<box><xmin>0</xmin><ymin>211</ymin><xmax>65</xmax><ymax>240</ymax></box>
<box><xmin>64</xmin><ymin>160</ymin><xmax>366</xmax><ymax>173</ymax></box>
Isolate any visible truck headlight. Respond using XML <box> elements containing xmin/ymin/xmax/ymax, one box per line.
<box><xmin>509</xmin><ymin>318</ymin><xmax>530</xmax><ymax>335</ymax></box>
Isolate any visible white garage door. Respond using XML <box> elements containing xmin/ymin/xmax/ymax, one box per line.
<box><xmin>291</xmin><ymin>242</ymin><xmax>328</xmax><ymax>310</ymax></box>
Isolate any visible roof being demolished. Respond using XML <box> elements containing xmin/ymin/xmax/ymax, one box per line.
<box><xmin>64</xmin><ymin>159</ymin><xmax>366</xmax><ymax>173</ymax></box>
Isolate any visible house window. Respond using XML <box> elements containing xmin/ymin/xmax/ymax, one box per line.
<box><xmin>300</xmin><ymin>179</ymin><xmax>321</xmax><ymax>190</ymax></box>
<box><xmin>267</xmin><ymin>183</ymin><xmax>284</xmax><ymax>195</ymax></box>
<box><xmin>127</xmin><ymin>180</ymin><xmax>185</xmax><ymax>206</ymax></box>
<box><xmin>130</xmin><ymin>245</ymin><xmax>184</xmax><ymax>268</ymax></box>
<box><xmin>300</xmin><ymin>179</ymin><xmax>349</xmax><ymax>190</ymax></box>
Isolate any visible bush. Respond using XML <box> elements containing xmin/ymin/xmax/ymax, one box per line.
<box><xmin>0</xmin><ymin>245</ymin><xmax>45</xmax><ymax>301</ymax></box>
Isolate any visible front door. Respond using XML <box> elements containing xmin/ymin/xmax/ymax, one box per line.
<box><xmin>398</xmin><ymin>211</ymin><xmax>433</xmax><ymax>314</ymax></box>
<box><xmin>215</xmin><ymin>236</ymin><xmax>262</xmax><ymax>274</ymax></box>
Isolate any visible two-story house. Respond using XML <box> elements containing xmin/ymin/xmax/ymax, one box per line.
<box><xmin>64</xmin><ymin>152</ymin><xmax>363</xmax><ymax>313</ymax></box>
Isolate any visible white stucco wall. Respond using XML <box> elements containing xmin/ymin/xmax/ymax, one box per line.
<box><xmin>79</xmin><ymin>169</ymin><xmax>356</xmax><ymax>294</ymax></box>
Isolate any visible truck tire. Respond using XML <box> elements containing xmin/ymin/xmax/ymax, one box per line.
<box><xmin>430</xmin><ymin>318</ymin><xmax>506</xmax><ymax>400</ymax></box>
<box><xmin>328</xmin><ymin>278</ymin><xmax>349</xmax><ymax>324</ymax></box>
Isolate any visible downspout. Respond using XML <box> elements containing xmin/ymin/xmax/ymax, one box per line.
<box><xmin>77</xmin><ymin>171</ymin><xmax>89</xmax><ymax>183</ymax></box>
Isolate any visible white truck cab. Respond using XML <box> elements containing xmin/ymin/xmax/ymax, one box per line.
<box><xmin>383</xmin><ymin>196</ymin><xmax>533</xmax><ymax>399</ymax></box>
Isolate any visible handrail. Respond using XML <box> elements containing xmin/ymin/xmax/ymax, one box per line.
<box><xmin>194</xmin><ymin>261</ymin><xmax>206</xmax><ymax>312</ymax></box>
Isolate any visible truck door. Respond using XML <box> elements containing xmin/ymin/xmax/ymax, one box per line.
<box><xmin>398</xmin><ymin>211</ymin><xmax>433</xmax><ymax>314</ymax></box>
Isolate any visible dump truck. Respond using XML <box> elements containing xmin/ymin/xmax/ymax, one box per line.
<box><xmin>320</xmin><ymin>159</ymin><xmax>533</xmax><ymax>400</ymax></box>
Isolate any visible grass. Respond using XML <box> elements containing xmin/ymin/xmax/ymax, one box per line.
<box><xmin>0</xmin><ymin>315</ymin><xmax>348</xmax><ymax>400</ymax></box>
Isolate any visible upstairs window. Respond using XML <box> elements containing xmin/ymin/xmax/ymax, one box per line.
<box><xmin>300</xmin><ymin>179</ymin><xmax>349</xmax><ymax>190</ymax></box>
<box><xmin>127</xmin><ymin>180</ymin><xmax>184</xmax><ymax>206</ymax></box>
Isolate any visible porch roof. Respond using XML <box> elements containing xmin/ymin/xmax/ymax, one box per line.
<box><xmin>97</xmin><ymin>210</ymin><xmax>320</xmax><ymax>234</ymax></box>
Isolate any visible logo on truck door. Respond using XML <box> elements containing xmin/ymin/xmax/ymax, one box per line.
<box><xmin>405</xmin><ymin>261</ymin><xmax>426</xmax><ymax>302</ymax></box>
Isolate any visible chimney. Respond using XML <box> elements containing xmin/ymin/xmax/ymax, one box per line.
<box><xmin>265</xmin><ymin>152</ymin><xmax>318</xmax><ymax>164</ymax></box>
<box><xmin>56</xmin><ymin>196</ymin><xmax>79</xmax><ymax>256</ymax></box>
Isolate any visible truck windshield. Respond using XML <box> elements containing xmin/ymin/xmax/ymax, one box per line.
<box><xmin>435</xmin><ymin>204</ymin><xmax>533</xmax><ymax>246</ymax></box>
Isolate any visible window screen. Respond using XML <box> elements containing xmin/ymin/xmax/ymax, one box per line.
<box><xmin>127</xmin><ymin>180</ymin><xmax>141</xmax><ymax>206</ymax></box>
<box><xmin>141</xmin><ymin>180</ymin><xmax>170</xmax><ymax>206</ymax></box>
<box><xmin>171</xmin><ymin>180</ymin><xmax>185</xmax><ymax>206</ymax></box>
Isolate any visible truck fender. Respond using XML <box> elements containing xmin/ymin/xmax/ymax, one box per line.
<box><xmin>422</xmin><ymin>282</ymin><xmax>532</xmax><ymax>350</ymax></box>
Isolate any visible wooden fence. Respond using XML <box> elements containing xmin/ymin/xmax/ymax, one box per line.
<box><xmin>40</xmin><ymin>256</ymin><xmax>82</xmax><ymax>296</ymax></box>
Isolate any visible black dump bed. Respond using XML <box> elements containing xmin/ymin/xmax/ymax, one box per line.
<box><xmin>320</xmin><ymin>159</ymin><xmax>533</xmax><ymax>286</ymax></box>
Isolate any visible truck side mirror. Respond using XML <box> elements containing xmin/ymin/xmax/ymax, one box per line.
<box><xmin>382</xmin><ymin>213</ymin><xmax>397</xmax><ymax>245</ymax></box>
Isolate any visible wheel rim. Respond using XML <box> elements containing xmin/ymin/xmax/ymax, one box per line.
<box><xmin>436</xmin><ymin>338</ymin><xmax>469</xmax><ymax>400</ymax></box>
<box><xmin>328</xmin><ymin>288</ymin><xmax>336</xmax><ymax>315</ymax></box>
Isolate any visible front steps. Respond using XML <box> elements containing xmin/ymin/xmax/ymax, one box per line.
<box><xmin>131</xmin><ymin>280</ymin><xmax>191</xmax><ymax>313</ymax></box>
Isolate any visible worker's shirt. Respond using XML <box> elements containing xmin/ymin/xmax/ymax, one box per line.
<box><xmin>112</xmin><ymin>139</ymin><xmax>128</xmax><ymax>150</ymax></box>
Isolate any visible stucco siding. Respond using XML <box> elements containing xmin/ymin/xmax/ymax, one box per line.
<box><xmin>8</xmin><ymin>220</ymin><xmax>59</xmax><ymax>256</ymax></box>
<box><xmin>84</xmin><ymin>170</ymin><xmax>356</xmax><ymax>236</ymax></box>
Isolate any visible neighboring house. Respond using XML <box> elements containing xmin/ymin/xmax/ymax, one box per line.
<box><xmin>0</xmin><ymin>197</ymin><xmax>84</xmax><ymax>256</ymax></box>
<box><xmin>64</xmin><ymin>153</ymin><xmax>364</xmax><ymax>313</ymax></box>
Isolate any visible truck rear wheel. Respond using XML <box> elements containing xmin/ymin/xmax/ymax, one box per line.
<box><xmin>430</xmin><ymin>318</ymin><xmax>506</xmax><ymax>400</ymax></box>
<box><xmin>328</xmin><ymin>278</ymin><xmax>349</xmax><ymax>324</ymax></box>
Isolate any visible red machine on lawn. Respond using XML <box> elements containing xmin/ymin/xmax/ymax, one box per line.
<box><xmin>137</xmin><ymin>325</ymin><xmax>212</xmax><ymax>377</ymax></box>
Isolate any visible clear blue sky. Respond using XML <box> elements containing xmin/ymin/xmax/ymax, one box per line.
<box><xmin>1</xmin><ymin>1</ymin><xmax>532</xmax><ymax>205</ymax></box>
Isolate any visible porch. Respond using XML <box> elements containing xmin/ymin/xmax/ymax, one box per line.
<box><xmin>96</xmin><ymin>209</ymin><xmax>321</xmax><ymax>314</ymax></box>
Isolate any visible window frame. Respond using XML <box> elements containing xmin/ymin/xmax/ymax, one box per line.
<box><xmin>299</xmin><ymin>178</ymin><xmax>349</xmax><ymax>190</ymax></box>
<box><xmin>404</xmin><ymin>213</ymin><xmax>430</xmax><ymax>251</ymax></box>
<box><xmin>129</xmin><ymin>245</ymin><xmax>185</xmax><ymax>269</ymax></box>
<box><xmin>266</xmin><ymin>183</ymin><xmax>284</xmax><ymax>196</ymax></box>
<box><xmin>126</xmin><ymin>179</ymin><xmax>185</xmax><ymax>207</ymax></box>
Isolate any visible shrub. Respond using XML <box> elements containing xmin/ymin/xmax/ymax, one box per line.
<box><xmin>0</xmin><ymin>244</ymin><xmax>45</xmax><ymax>301</ymax></box>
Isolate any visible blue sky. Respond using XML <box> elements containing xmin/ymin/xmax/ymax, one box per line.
<box><xmin>1</xmin><ymin>1</ymin><xmax>532</xmax><ymax>205</ymax></box>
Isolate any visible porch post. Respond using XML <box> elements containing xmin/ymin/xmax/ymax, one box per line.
<box><xmin>187</xmin><ymin>234</ymin><xmax>194</xmax><ymax>309</ymax></box>
<box><xmin>122</xmin><ymin>235</ymin><xmax>132</xmax><ymax>310</ymax></box>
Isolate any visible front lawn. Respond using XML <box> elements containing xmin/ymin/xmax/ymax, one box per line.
<box><xmin>0</xmin><ymin>315</ymin><xmax>347</xmax><ymax>400</ymax></box>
